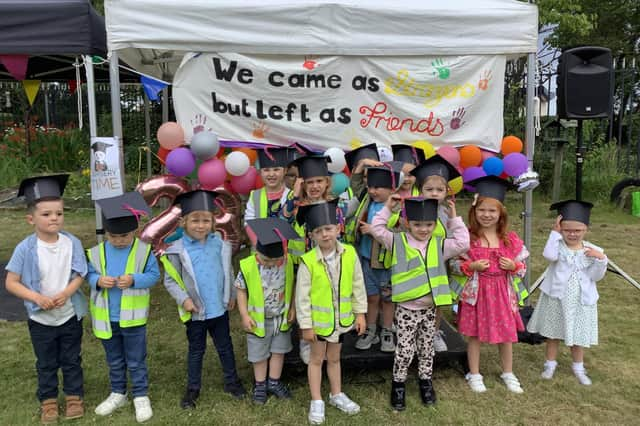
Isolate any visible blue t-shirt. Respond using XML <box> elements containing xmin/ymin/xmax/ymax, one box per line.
<box><xmin>358</xmin><ymin>200</ymin><xmax>385</xmax><ymax>259</ymax></box>
<box><xmin>183</xmin><ymin>233</ymin><xmax>225</xmax><ymax>319</ymax></box>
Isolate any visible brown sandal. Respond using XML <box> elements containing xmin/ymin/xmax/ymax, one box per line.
<box><xmin>40</xmin><ymin>398</ymin><xmax>58</xmax><ymax>424</ymax></box>
<box><xmin>64</xmin><ymin>395</ymin><xmax>84</xmax><ymax>420</ymax></box>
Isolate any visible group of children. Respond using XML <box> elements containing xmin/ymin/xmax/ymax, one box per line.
<box><xmin>5</xmin><ymin>142</ymin><xmax>608</xmax><ymax>425</ymax></box>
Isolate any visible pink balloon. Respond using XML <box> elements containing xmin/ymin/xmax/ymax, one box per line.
<box><xmin>157</xmin><ymin>122</ymin><xmax>184</xmax><ymax>150</ymax></box>
<box><xmin>437</xmin><ymin>146</ymin><xmax>460</xmax><ymax>167</ymax></box>
<box><xmin>198</xmin><ymin>158</ymin><xmax>227</xmax><ymax>189</ymax></box>
<box><xmin>481</xmin><ymin>149</ymin><xmax>497</xmax><ymax>162</ymax></box>
<box><xmin>229</xmin><ymin>167</ymin><xmax>258</xmax><ymax>195</ymax></box>
<box><xmin>135</xmin><ymin>175</ymin><xmax>190</xmax><ymax>206</ymax></box>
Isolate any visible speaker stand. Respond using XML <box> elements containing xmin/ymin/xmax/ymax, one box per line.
<box><xmin>575</xmin><ymin>119</ymin><xmax>585</xmax><ymax>201</ymax></box>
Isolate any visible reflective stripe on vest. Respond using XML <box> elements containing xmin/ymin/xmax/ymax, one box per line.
<box><xmin>159</xmin><ymin>255</ymin><xmax>193</xmax><ymax>323</ymax></box>
<box><xmin>390</xmin><ymin>233</ymin><xmax>452</xmax><ymax>305</ymax></box>
<box><xmin>249</xmin><ymin>189</ymin><xmax>268</xmax><ymax>219</ymax></box>
<box><xmin>300</xmin><ymin>244</ymin><xmax>356</xmax><ymax>337</ymax></box>
<box><xmin>239</xmin><ymin>255</ymin><xmax>294</xmax><ymax>337</ymax></box>
<box><xmin>87</xmin><ymin>239</ymin><xmax>152</xmax><ymax>339</ymax></box>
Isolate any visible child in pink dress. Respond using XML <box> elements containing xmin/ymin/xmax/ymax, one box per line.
<box><xmin>453</xmin><ymin>176</ymin><xmax>529</xmax><ymax>394</ymax></box>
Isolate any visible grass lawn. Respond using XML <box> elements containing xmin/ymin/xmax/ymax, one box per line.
<box><xmin>1</xmin><ymin>198</ymin><xmax>640</xmax><ymax>425</ymax></box>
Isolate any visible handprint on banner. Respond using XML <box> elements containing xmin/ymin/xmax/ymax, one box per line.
<box><xmin>252</xmin><ymin>121</ymin><xmax>269</xmax><ymax>139</ymax></box>
<box><xmin>432</xmin><ymin>58</ymin><xmax>450</xmax><ymax>80</ymax></box>
<box><xmin>303</xmin><ymin>56</ymin><xmax>317</xmax><ymax>70</ymax></box>
<box><xmin>450</xmin><ymin>107</ymin><xmax>466</xmax><ymax>130</ymax></box>
<box><xmin>190</xmin><ymin>114</ymin><xmax>211</xmax><ymax>134</ymax></box>
<box><xmin>478</xmin><ymin>70</ymin><xmax>492</xmax><ymax>91</ymax></box>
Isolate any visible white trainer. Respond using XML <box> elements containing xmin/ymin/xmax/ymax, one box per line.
<box><xmin>433</xmin><ymin>330</ymin><xmax>448</xmax><ymax>352</ymax></box>
<box><xmin>328</xmin><ymin>392</ymin><xmax>360</xmax><ymax>415</ymax></box>
<box><xmin>573</xmin><ymin>369</ymin><xmax>593</xmax><ymax>386</ymax></box>
<box><xmin>541</xmin><ymin>362</ymin><xmax>557</xmax><ymax>380</ymax></box>
<box><xmin>501</xmin><ymin>372</ymin><xmax>524</xmax><ymax>394</ymax></box>
<box><xmin>94</xmin><ymin>392</ymin><xmax>128</xmax><ymax>416</ymax></box>
<box><xmin>308</xmin><ymin>400</ymin><xmax>325</xmax><ymax>424</ymax></box>
<box><xmin>133</xmin><ymin>396</ymin><xmax>153</xmax><ymax>423</ymax></box>
<box><xmin>465</xmin><ymin>373</ymin><xmax>487</xmax><ymax>393</ymax></box>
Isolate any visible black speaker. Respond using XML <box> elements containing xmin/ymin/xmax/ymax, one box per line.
<box><xmin>557</xmin><ymin>46</ymin><xmax>613</xmax><ymax>119</ymax></box>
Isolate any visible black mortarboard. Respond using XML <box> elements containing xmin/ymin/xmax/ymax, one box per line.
<box><xmin>258</xmin><ymin>147</ymin><xmax>295</xmax><ymax>169</ymax></box>
<box><xmin>392</xmin><ymin>144</ymin><xmax>425</xmax><ymax>165</ymax></box>
<box><xmin>91</xmin><ymin>140</ymin><xmax>113</xmax><ymax>152</ymax></box>
<box><xmin>246</xmin><ymin>218</ymin><xmax>300</xmax><ymax>258</ymax></box>
<box><xmin>404</xmin><ymin>197</ymin><xmax>438</xmax><ymax>222</ymax></box>
<box><xmin>292</xmin><ymin>155</ymin><xmax>330</xmax><ymax>179</ymax></box>
<box><xmin>289</xmin><ymin>142</ymin><xmax>315</xmax><ymax>162</ymax></box>
<box><xmin>18</xmin><ymin>174</ymin><xmax>68</xmax><ymax>205</ymax></box>
<box><xmin>175</xmin><ymin>190</ymin><xmax>218</xmax><ymax>216</ymax></box>
<box><xmin>96</xmin><ymin>191</ymin><xmax>151</xmax><ymax>234</ymax></box>
<box><xmin>366</xmin><ymin>162</ymin><xmax>402</xmax><ymax>189</ymax></box>
<box><xmin>344</xmin><ymin>143</ymin><xmax>379</xmax><ymax>172</ymax></box>
<box><xmin>549</xmin><ymin>199</ymin><xmax>594</xmax><ymax>225</ymax></box>
<box><xmin>296</xmin><ymin>200</ymin><xmax>338</xmax><ymax>231</ymax></box>
<box><xmin>466</xmin><ymin>175</ymin><xmax>512</xmax><ymax>203</ymax></box>
<box><xmin>410</xmin><ymin>154</ymin><xmax>460</xmax><ymax>186</ymax></box>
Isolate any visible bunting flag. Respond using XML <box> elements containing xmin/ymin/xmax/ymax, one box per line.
<box><xmin>68</xmin><ymin>79</ymin><xmax>78</xmax><ymax>95</ymax></box>
<box><xmin>140</xmin><ymin>75</ymin><xmax>169</xmax><ymax>101</ymax></box>
<box><xmin>0</xmin><ymin>54</ymin><xmax>29</xmax><ymax>80</ymax></box>
<box><xmin>23</xmin><ymin>80</ymin><xmax>41</xmax><ymax>106</ymax></box>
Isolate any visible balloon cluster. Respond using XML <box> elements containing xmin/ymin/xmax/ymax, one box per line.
<box><xmin>156</xmin><ymin>122</ymin><xmax>262</xmax><ymax>195</ymax></box>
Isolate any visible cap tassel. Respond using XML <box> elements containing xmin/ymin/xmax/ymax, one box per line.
<box><xmin>272</xmin><ymin>228</ymin><xmax>288</xmax><ymax>265</ymax></box>
<box><xmin>121</xmin><ymin>204</ymin><xmax>148</xmax><ymax>222</ymax></box>
<box><xmin>383</xmin><ymin>163</ymin><xmax>397</xmax><ymax>189</ymax></box>
<box><xmin>263</xmin><ymin>146</ymin><xmax>276</xmax><ymax>162</ymax></box>
<box><xmin>411</xmin><ymin>147</ymin><xmax>419</xmax><ymax>165</ymax></box>
<box><xmin>214</xmin><ymin>198</ymin><xmax>227</xmax><ymax>214</ymax></box>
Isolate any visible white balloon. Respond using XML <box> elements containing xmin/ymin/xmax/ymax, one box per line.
<box><xmin>225</xmin><ymin>151</ymin><xmax>251</xmax><ymax>176</ymax></box>
<box><xmin>377</xmin><ymin>145</ymin><xmax>393</xmax><ymax>162</ymax></box>
<box><xmin>189</xmin><ymin>131</ymin><xmax>219</xmax><ymax>160</ymax></box>
<box><xmin>324</xmin><ymin>147</ymin><xmax>347</xmax><ymax>174</ymax></box>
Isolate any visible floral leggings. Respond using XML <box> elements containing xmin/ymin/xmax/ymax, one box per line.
<box><xmin>393</xmin><ymin>305</ymin><xmax>437</xmax><ymax>382</ymax></box>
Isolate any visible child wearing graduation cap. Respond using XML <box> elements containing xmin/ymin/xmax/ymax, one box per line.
<box><xmin>391</xmin><ymin>144</ymin><xmax>424</xmax><ymax>198</ymax></box>
<box><xmin>370</xmin><ymin>196</ymin><xmax>469</xmax><ymax>410</ymax></box>
<box><xmin>527</xmin><ymin>200</ymin><xmax>607</xmax><ymax>386</ymax></box>
<box><xmin>235</xmin><ymin>218</ymin><xmax>300</xmax><ymax>404</ymax></box>
<box><xmin>295</xmin><ymin>200</ymin><xmax>367</xmax><ymax>425</ymax></box>
<box><xmin>5</xmin><ymin>175</ymin><xmax>88</xmax><ymax>423</ymax></box>
<box><xmin>411</xmin><ymin>154</ymin><xmax>464</xmax><ymax>353</ymax></box>
<box><xmin>452</xmin><ymin>176</ymin><xmax>530</xmax><ymax>394</ymax></box>
<box><xmin>160</xmin><ymin>190</ymin><xmax>246</xmax><ymax>409</ymax></box>
<box><xmin>86</xmin><ymin>191</ymin><xmax>161</xmax><ymax>423</ymax></box>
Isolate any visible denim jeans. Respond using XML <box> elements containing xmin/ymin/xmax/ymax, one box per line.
<box><xmin>28</xmin><ymin>316</ymin><xmax>84</xmax><ymax>401</ymax></box>
<box><xmin>101</xmin><ymin>323</ymin><xmax>148</xmax><ymax>397</ymax></box>
<box><xmin>185</xmin><ymin>311</ymin><xmax>240</xmax><ymax>390</ymax></box>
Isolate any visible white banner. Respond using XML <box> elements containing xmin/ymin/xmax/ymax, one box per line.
<box><xmin>90</xmin><ymin>137</ymin><xmax>124</xmax><ymax>200</ymax></box>
<box><xmin>173</xmin><ymin>53</ymin><xmax>506</xmax><ymax>152</ymax></box>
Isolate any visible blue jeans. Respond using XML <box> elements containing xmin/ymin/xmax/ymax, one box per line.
<box><xmin>28</xmin><ymin>317</ymin><xmax>84</xmax><ymax>401</ymax></box>
<box><xmin>185</xmin><ymin>311</ymin><xmax>240</xmax><ymax>390</ymax></box>
<box><xmin>101</xmin><ymin>323</ymin><xmax>148</xmax><ymax>397</ymax></box>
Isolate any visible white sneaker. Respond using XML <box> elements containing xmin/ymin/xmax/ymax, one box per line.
<box><xmin>541</xmin><ymin>362</ymin><xmax>557</xmax><ymax>380</ymax></box>
<box><xmin>433</xmin><ymin>330</ymin><xmax>448</xmax><ymax>352</ymax></box>
<box><xmin>465</xmin><ymin>373</ymin><xmax>487</xmax><ymax>393</ymax></box>
<box><xmin>573</xmin><ymin>369</ymin><xmax>592</xmax><ymax>386</ymax></box>
<box><xmin>355</xmin><ymin>327</ymin><xmax>379</xmax><ymax>350</ymax></box>
<box><xmin>308</xmin><ymin>400</ymin><xmax>325</xmax><ymax>424</ymax></box>
<box><xmin>500</xmin><ymin>372</ymin><xmax>524</xmax><ymax>394</ymax></box>
<box><xmin>95</xmin><ymin>392</ymin><xmax>128</xmax><ymax>416</ymax></box>
<box><xmin>380</xmin><ymin>328</ymin><xmax>395</xmax><ymax>353</ymax></box>
<box><xmin>300</xmin><ymin>340</ymin><xmax>311</xmax><ymax>365</ymax></box>
<box><xmin>328</xmin><ymin>392</ymin><xmax>360</xmax><ymax>415</ymax></box>
<box><xmin>133</xmin><ymin>396</ymin><xmax>153</xmax><ymax>423</ymax></box>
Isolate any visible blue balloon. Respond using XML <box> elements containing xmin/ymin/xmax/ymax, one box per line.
<box><xmin>482</xmin><ymin>156</ymin><xmax>504</xmax><ymax>176</ymax></box>
<box><xmin>331</xmin><ymin>172</ymin><xmax>350</xmax><ymax>197</ymax></box>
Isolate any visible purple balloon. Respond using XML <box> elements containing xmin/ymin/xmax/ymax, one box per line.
<box><xmin>503</xmin><ymin>153</ymin><xmax>528</xmax><ymax>177</ymax></box>
<box><xmin>482</xmin><ymin>157</ymin><xmax>504</xmax><ymax>176</ymax></box>
<box><xmin>166</xmin><ymin>147</ymin><xmax>196</xmax><ymax>177</ymax></box>
<box><xmin>462</xmin><ymin>166</ymin><xmax>486</xmax><ymax>183</ymax></box>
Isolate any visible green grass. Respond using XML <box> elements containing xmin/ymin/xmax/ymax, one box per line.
<box><xmin>2</xmin><ymin>198</ymin><xmax>640</xmax><ymax>425</ymax></box>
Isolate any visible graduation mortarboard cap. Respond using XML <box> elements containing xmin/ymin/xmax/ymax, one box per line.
<box><xmin>18</xmin><ymin>174</ymin><xmax>69</xmax><ymax>205</ymax></box>
<box><xmin>404</xmin><ymin>197</ymin><xmax>438</xmax><ymax>222</ymax></box>
<box><xmin>344</xmin><ymin>143</ymin><xmax>379</xmax><ymax>172</ymax></box>
<box><xmin>258</xmin><ymin>147</ymin><xmax>295</xmax><ymax>169</ymax></box>
<box><xmin>296</xmin><ymin>200</ymin><xmax>338</xmax><ymax>232</ymax></box>
<box><xmin>91</xmin><ymin>140</ymin><xmax>113</xmax><ymax>152</ymax></box>
<box><xmin>392</xmin><ymin>144</ymin><xmax>426</xmax><ymax>165</ymax></box>
<box><xmin>292</xmin><ymin>155</ymin><xmax>330</xmax><ymax>179</ymax></box>
<box><xmin>246</xmin><ymin>218</ymin><xmax>300</xmax><ymax>258</ymax></box>
<box><xmin>467</xmin><ymin>175</ymin><xmax>512</xmax><ymax>203</ymax></box>
<box><xmin>366</xmin><ymin>162</ymin><xmax>403</xmax><ymax>190</ymax></box>
<box><xmin>549</xmin><ymin>199</ymin><xmax>594</xmax><ymax>225</ymax></box>
<box><xmin>96</xmin><ymin>191</ymin><xmax>151</xmax><ymax>234</ymax></box>
<box><xmin>175</xmin><ymin>190</ymin><xmax>218</xmax><ymax>216</ymax></box>
<box><xmin>410</xmin><ymin>154</ymin><xmax>460</xmax><ymax>186</ymax></box>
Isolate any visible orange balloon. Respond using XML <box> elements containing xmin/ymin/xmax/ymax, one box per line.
<box><xmin>158</xmin><ymin>147</ymin><xmax>171</xmax><ymax>165</ymax></box>
<box><xmin>459</xmin><ymin>145</ymin><xmax>482</xmax><ymax>168</ymax></box>
<box><xmin>501</xmin><ymin>135</ymin><xmax>523</xmax><ymax>155</ymax></box>
<box><xmin>235</xmin><ymin>147</ymin><xmax>258</xmax><ymax>165</ymax></box>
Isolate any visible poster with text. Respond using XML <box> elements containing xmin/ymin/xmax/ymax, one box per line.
<box><xmin>90</xmin><ymin>137</ymin><xmax>123</xmax><ymax>200</ymax></box>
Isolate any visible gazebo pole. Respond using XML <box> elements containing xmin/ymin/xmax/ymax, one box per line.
<box><xmin>524</xmin><ymin>50</ymin><xmax>536</xmax><ymax>299</ymax></box>
<box><xmin>84</xmin><ymin>55</ymin><xmax>104</xmax><ymax>242</ymax></box>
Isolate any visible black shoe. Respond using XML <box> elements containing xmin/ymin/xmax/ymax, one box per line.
<box><xmin>419</xmin><ymin>379</ymin><xmax>437</xmax><ymax>405</ymax></box>
<box><xmin>224</xmin><ymin>381</ymin><xmax>247</xmax><ymax>399</ymax></box>
<box><xmin>180</xmin><ymin>388</ymin><xmax>200</xmax><ymax>409</ymax></box>
<box><xmin>252</xmin><ymin>381</ymin><xmax>268</xmax><ymax>405</ymax></box>
<box><xmin>267</xmin><ymin>379</ymin><xmax>292</xmax><ymax>399</ymax></box>
<box><xmin>390</xmin><ymin>381</ymin><xmax>406</xmax><ymax>411</ymax></box>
